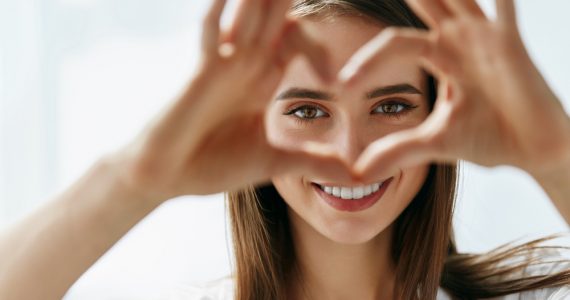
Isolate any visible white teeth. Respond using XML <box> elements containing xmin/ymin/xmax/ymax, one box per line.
<box><xmin>318</xmin><ymin>182</ymin><xmax>384</xmax><ymax>200</ymax></box>
<box><xmin>332</xmin><ymin>187</ymin><xmax>341</xmax><ymax>197</ymax></box>
<box><xmin>363</xmin><ymin>185</ymin><xmax>372</xmax><ymax>195</ymax></box>
<box><xmin>340</xmin><ymin>187</ymin><xmax>352</xmax><ymax>199</ymax></box>
<box><xmin>372</xmin><ymin>183</ymin><xmax>380</xmax><ymax>192</ymax></box>
<box><xmin>352</xmin><ymin>186</ymin><xmax>364</xmax><ymax>199</ymax></box>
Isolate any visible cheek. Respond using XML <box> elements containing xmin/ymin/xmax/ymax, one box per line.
<box><xmin>272</xmin><ymin>175</ymin><xmax>308</xmax><ymax>207</ymax></box>
<box><xmin>392</xmin><ymin>164</ymin><xmax>431</xmax><ymax>212</ymax></box>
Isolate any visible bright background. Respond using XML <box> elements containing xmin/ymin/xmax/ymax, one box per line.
<box><xmin>0</xmin><ymin>0</ymin><xmax>569</xmax><ymax>298</ymax></box>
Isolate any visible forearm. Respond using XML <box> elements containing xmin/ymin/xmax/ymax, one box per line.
<box><xmin>0</xmin><ymin>155</ymin><xmax>162</xmax><ymax>299</ymax></box>
<box><xmin>533</xmin><ymin>150</ymin><xmax>570</xmax><ymax>226</ymax></box>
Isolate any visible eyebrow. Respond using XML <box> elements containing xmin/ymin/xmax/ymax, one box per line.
<box><xmin>275</xmin><ymin>83</ymin><xmax>422</xmax><ymax>101</ymax></box>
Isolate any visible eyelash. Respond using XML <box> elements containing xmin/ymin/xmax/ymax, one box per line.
<box><xmin>371</xmin><ymin>101</ymin><xmax>418</xmax><ymax>117</ymax></box>
<box><xmin>283</xmin><ymin>103</ymin><xmax>328</xmax><ymax>125</ymax></box>
<box><xmin>283</xmin><ymin>100</ymin><xmax>418</xmax><ymax>124</ymax></box>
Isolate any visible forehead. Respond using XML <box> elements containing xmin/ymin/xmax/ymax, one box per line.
<box><xmin>303</xmin><ymin>16</ymin><xmax>385</xmax><ymax>71</ymax></box>
<box><xmin>279</xmin><ymin>16</ymin><xmax>423</xmax><ymax>94</ymax></box>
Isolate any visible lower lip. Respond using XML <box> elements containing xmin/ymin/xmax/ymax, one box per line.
<box><xmin>312</xmin><ymin>178</ymin><xmax>393</xmax><ymax>212</ymax></box>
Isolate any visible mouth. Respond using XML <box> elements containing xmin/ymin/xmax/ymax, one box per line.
<box><xmin>311</xmin><ymin>178</ymin><xmax>394</xmax><ymax>212</ymax></box>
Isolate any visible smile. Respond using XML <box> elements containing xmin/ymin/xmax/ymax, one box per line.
<box><xmin>318</xmin><ymin>182</ymin><xmax>382</xmax><ymax>199</ymax></box>
<box><xmin>311</xmin><ymin>178</ymin><xmax>394</xmax><ymax>212</ymax></box>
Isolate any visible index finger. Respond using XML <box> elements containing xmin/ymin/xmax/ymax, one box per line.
<box><xmin>338</xmin><ymin>28</ymin><xmax>433</xmax><ymax>90</ymax></box>
<box><xmin>201</xmin><ymin>0</ymin><xmax>228</xmax><ymax>56</ymax></box>
<box><xmin>259</xmin><ymin>0</ymin><xmax>295</xmax><ymax>48</ymax></box>
<box><xmin>496</xmin><ymin>0</ymin><xmax>518</xmax><ymax>28</ymax></box>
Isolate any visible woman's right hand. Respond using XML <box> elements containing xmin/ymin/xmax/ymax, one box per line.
<box><xmin>112</xmin><ymin>0</ymin><xmax>354</xmax><ymax>200</ymax></box>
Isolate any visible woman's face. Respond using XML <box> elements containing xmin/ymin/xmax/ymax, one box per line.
<box><xmin>267</xmin><ymin>16</ymin><xmax>430</xmax><ymax>244</ymax></box>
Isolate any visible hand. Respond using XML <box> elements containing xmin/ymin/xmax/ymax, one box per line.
<box><xmin>339</xmin><ymin>0</ymin><xmax>570</xmax><ymax>181</ymax></box>
<box><xmin>113</xmin><ymin>0</ymin><xmax>354</xmax><ymax>200</ymax></box>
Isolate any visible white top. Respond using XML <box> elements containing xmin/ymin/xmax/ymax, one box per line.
<box><xmin>167</xmin><ymin>251</ymin><xmax>570</xmax><ymax>299</ymax></box>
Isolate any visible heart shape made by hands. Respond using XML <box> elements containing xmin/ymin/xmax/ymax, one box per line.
<box><xmin>265</xmin><ymin>0</ymin><xmax>569</xmax><ymax>185</ymax></box>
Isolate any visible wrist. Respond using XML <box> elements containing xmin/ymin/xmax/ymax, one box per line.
<box><xmin>532</xmin><ymin>160</ymin><xmax>570</xmax><ymax>193</ymax></box>
<box><xmin>531</xmin><ymin>148</ymin><xmax>570</xmax><ymax>188</ymax></box>
<box><xmin>98</xmin><ymin>152</ymin><xmax>168</xmax><ymax>208</ymax></box>
<box><xmin>529</xmin><ymin>135</ymin><xmax>570</xmax><ymax>223</ymax></box>
<box><xmin>528</xmin><ymin>116</ymin><xmax>570</xmax><ymax>181</ymax></box>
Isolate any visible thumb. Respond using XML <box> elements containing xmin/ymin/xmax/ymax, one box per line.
<box><xmin>354</xmin><ymin>127</ymin><xmax>440</xmax><ymax>182</ymax></box>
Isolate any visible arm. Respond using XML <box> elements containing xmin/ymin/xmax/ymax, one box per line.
<box><xmin>532</xmin><ymin>146</ymin><xmax>570</xmax><ymax>226</ymax></box>
<box><xmin>0</xmin><ymin>0</ymin><xmax>342</xmax><ymax>297</ymax></box>
<box><xmin>0</xmin><ymin>155</ymin><xmax>162</xmax><ymax>299</ymax></box>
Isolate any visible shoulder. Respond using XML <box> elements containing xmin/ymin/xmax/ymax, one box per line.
<box><xmin>502</xmin><ymin>251</ymin><xmax>570</xmax><ymax>300</ymax></box>
<box><xmin>496</xmin><ymin>247</ymin><xmax>570</xmax><ymax>300</ymax></box>
<box><xmin>441</xmin><ymin>247</ymin><xmax>570</xmax><ymax>300</ymax></box>
<box><xmin>166</xmin><ymin>276</ymin><xmax>235</xmax><ymax>300</ymax></box>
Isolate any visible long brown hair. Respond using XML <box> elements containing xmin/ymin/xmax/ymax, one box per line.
<box><xmin>227</xmin><ymin>1</ymin><xmax>570</xmax><ymax>299</ymax></box>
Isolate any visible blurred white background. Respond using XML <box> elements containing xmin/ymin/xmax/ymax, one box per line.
<box><xmin>0</xmin><ymin>0</ymin><xmax>569</xmax><ymax>298</ymax></box>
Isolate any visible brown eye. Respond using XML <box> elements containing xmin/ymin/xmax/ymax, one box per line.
<box><xmin>372</xmin><ymin>101</ymin><xmax>416</xmax><ymax>115</ymax></box>
<box><xmin>298</xmin><ymin>107</ymin><xmax>317</xmax><ymax>118</ymax></box>
<box><xmin>380</xmin><ymin>103</ymin><xmax>403</xmax><ymax>114</ymax></box>
<box><xmin>285</xmin><ymin>105</ymin><xmax>328</xmax><ymax>120</ymax></box>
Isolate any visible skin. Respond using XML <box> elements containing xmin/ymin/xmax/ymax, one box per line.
<box><xmin>0</xmin><ymin>0</ymin><xmax>569</xmax><ymax>299</ymax></box>
<box><xmin>268</xmin><ymin>17</ymin><xmax>430</xmax><ymax>299</ymax></box>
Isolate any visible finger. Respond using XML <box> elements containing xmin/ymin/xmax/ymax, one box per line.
<box><xmin>339</xmin><ymin>28</ymin><xmax>433</xmax><ymax>89</ymax></box>
<box><xmin>441</xmin><ymin>0</ymin><xmax>486</xmax><ymax>19</ymax></box>
<box><xmin>271</xmin><ymin>142</ymin><xmax>357</xmax><ymax>183</ymax></box>
<box><xmin>354</xmin><ymin>128</ymin><xmax>442</xmax><ymax>181</ymax></box>
<box><xmin>227</xmin><ymin>0</ymin><xmax>265</xmax><ymax>47</ymax></box>
<box><xmin>496</xmin><ymin>0</ymin><xmax>518</xmax><ymax>28</ymax></box>
<box><xmin>201</xmin><ymin>0</ymin><xmax>228</xmax><ymax>56</ymax></box>
<box><xmin>259</xmin><ymin>0</ymin><xmax>294</xmax><ymax>48</ymax></box>
<box><xmin>355</xmin><ymin>79</ymin><xmax>462</xmax><ymax>181</ymax></box>
<box><xmin>277</xmin><ymin>20</ymin><xmax>333</xmax><ymax>83</ymax></box>
<box><xmin>406</xmin><ymin>0</ymin><xmax>453</xmax><ymax>28</ymax></box>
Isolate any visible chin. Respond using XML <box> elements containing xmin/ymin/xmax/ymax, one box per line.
<box><xmin>317</xmin><ymin>216</ymin><xmax>393</xmax><ymax>245</ymax></box>
<box><xmin>283</xmin><ymin>181</ymin><xmax>401</xmax><ymax>246</ymax></box>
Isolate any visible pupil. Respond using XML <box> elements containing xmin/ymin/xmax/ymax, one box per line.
<box><xmin>304</xmin><ymin>107</ymin><xmax>317</xmax><ymax>118</ymax></box>
<box><xmin>384</xmin><ymin>104</ymin><xmax>397</xmax><ymax>113</ymax></box>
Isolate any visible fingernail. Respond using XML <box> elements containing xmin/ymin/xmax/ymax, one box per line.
<box><xmin>338</xmin><ymin>65</ymin><xmax>357</xmax><ymax>83</ymax></box>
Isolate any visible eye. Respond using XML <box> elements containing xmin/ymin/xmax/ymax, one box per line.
<box><xmin>284</xmin><ymin>105</ymin><xmax>328</xmax><ymax>120</ymax></box>
<box><xmin>372</xmin><ymin>101</ymin><xmax>417</xmax><ymax>116</ymax></box>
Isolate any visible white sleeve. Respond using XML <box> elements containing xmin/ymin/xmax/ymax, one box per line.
<box><xmin>165</xmin><ymin>277</ymin><xmax>235</xmax><ymax>300</ymax></box>
<box><xmin>499</xmin><ymin>249</ymin><xmax>570</xmax><ymax>300</ymax></box>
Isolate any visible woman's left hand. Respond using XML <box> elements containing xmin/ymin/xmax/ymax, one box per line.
<box><xmin>339</xmin><ymin>0</ymin><xmax>570</xmax><ymax>183</ymax></box>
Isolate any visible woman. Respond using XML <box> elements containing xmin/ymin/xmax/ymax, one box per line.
<box><xmin>0</xmin><ymin>0</ymin><xmax>569</xmax><ymax>299</ymax></box>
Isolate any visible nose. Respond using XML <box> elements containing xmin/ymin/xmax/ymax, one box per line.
<box><xmin>333</xmin><ymin>119</ymin><xmax>367</xmax><ymax>165</ymax></box>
